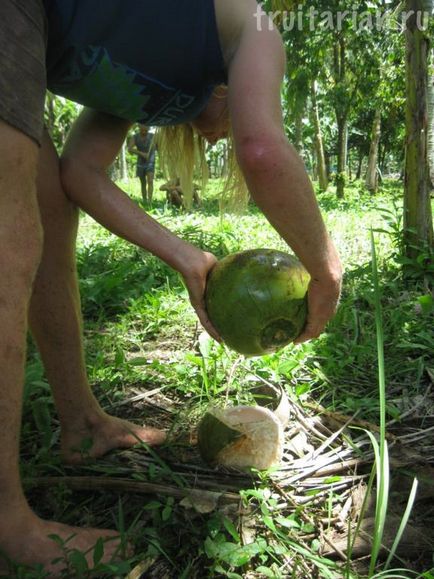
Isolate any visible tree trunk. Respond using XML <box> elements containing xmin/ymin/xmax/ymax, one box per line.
<box><xmin>365</xmin><ymin>109</ymin><xmax>382</xmax><ymax>194</ymax></box>
<box><xmin>404</xmin><ymin>0</ymin><xmax>433</xmax><ymax>256</ymax></box>
<box><xmin>325</xmin><ymin>151</ymin><xmax>332</xmax><ymax>180</ymax></box>
<box><xmin>333</xmin><ymin>37</ymin><xmax>349</xmax><ymax>199</ymax></box>
<box><xmin>310</xmin><ymin>147</ymin><xmax>318</xmax><ymax>181</ymax></box>
<box><xmin>356</xmin><ymin>150</ymin><xmax>364</xmax><ymax>180</ymax></box>
<box><xmin>293</xmin><ymin>104</ymin><xmax>305</xmax><ymax>156</ymax></box>
<box><xmin>336</xmin><ymin>115</ymin><xmax>348</xmax><ymax>199</ymax></box>
<box><xmin>428</xmin><ymin>51</ymin><xmax>434</xmax><ymax>189</ymax></box>
<box><xmin>379</xmin><ymin>144</ymin><xmax>387</xmax><ymax>176</ymax></box>
<box><xmin>119</xmin><ymin>142</ymin><xmax>128</xmax><ymax>181</ymax></box>
<box><xmin>294</xmin><ymin>114</ymin><xmax>303</xmax><ymax>154</ymax></box>
<box><xmin>311</xmin><ymin>80</ymin><xmax>329</xmax><ymax>192</ymax></box>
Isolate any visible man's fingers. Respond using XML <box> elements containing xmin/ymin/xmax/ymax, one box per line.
<box><xmin>294</xmin><ymin>314</ymin><xmax>326</xmax><ymax>343</ymax></box>
<box><xmin>293</xmin><ymin>275</ymin><xmax>342</xmax><ymax>345</ymax></box>
<box><xmin>294</xmin><ymin>322</ymin><xmax>323</xmax><ymax>344</ymax></box>
<box><xmin>191</xmin><ymin>299</ymin><xmax>222</xmax><ymax>342</ymax></box>
<box><xmin>294</xmin><ymin>300</ymin><xmax>338</xmax><ymax>343</ymax></box>
<box><xmin>198</xmin><ymin>310</ymin><xmax>222</xmax><ymax>342</ymax></box>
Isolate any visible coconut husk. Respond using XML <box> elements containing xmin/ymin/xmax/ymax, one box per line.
<box><xmin>197</xmin><ymin>405</ymin><xmax>284</xmax><ymax>470</ymax></box>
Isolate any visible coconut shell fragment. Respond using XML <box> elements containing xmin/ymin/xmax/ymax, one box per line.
<box><xmin>250</xmin><ymin>383</ymin><xmax>291</xmax><ymax>428</ymax></box>
<box><xmin>197</xmin><ymin>406</ymin><xmax>284</xmax><ymax>470</ymax></box>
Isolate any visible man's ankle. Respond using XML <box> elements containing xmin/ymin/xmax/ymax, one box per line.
<box><xmin>57</xmin><ymin>400</ymin><xmax>104</xmax><ymax>431</ymax></box>
<box><xmin>0</xmin><ymin>485</ymin><xmax>26</xmax><ymax>512</ymax></box>
<box><xmin>0</xmin><ymin>503</ymin><xmax>37</xmax><ymax>535</ymax></box>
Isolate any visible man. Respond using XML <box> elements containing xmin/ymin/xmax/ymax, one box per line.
<box><xmin>127</xmin><ymin>125</ymin><xmax>157</xmax><ymax>206</ymax></box>
<box><xmin>160</xmin><ymin>178</ymin><xmax>201</xmax><ymax>209</ymax></box>
<box><xmin>0</xmin><ymin>0</ymin><xmax>342</xmax><ymax>573</ymax></box>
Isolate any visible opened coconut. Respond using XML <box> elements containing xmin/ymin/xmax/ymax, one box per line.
<box><xmin>197</xmin><ymin>406</ymin><xmax>284</xmax><ymax>470</ymax></box>
<box><xmin>205</xmin><ymin>249</ymin><xmax>309</xmax><ymax>356</ymax></box>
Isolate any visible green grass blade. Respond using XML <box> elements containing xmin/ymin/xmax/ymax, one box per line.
<box><xmin>368</xmin><ymin>231</ymin><xmax>390</xmax><ymax>577</ymax></box>
<box><xmin>384</xmin><ymin>478</ymin><xmax>419</xmax><ymax>570</ymax></box>
<box><xmin>364</xmin><ymin>428</ymin><xmax>390</xmax><ymax>563</ymax></box>
<box><xmin>371</xmin><ymin>569</ymin><xmax>419</xmax><ymax>578</ymax></box>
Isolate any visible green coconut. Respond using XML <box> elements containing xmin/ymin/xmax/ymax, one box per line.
<box><xmin>197</xmin><ymin>406</ymin><xmax>284</xmax><ymax>470</ymax></box>
<box><xmin>205</xmin><ymin>249</ymin><xmax>310</xmax><ymax>356</ymax></box>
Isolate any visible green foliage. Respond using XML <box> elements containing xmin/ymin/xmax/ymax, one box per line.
<box><xmin>44</xmin><ymin>93</ymin><xmax>80</xmax><ymax>152</ymax></box>
<box><xmin>19</xmin><ymin>180</ymin><xmax>433</xmax><ymax>577</ymax></box>
<box><xmin>265</xmin><ymin>0</ymin><xmax>407</xmax><ymax>196</ymax></box>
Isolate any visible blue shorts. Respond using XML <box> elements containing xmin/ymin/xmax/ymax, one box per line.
<box><xmin>137</xmin><ymin>162</ymin><xmax>155</xmax><ymax>177</ymax></box>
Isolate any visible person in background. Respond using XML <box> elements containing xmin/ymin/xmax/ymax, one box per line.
<box><xmin>160</xmin><ymin>178</ymin><xmax>201</xmax><ymax>209</ymax></box>
<box><xmin>127</xmin><ymin>125</ymin><xmax>157</xmax><ymax>206</ymax></box>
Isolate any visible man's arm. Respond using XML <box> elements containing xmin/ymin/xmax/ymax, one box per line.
<box><xmin>127</xmin><ymin>135</ymin><xmax>148</xmax><ymax>160</ymax></box>
<box><xmin>60</xmin><ymin>109</ymin><xmax>220</xmax><ymax>339</ymax></box>
<box><xmin>227</xmin><ymin>14</ymin><xmax>342</xmax><ymax>342</ymax></box>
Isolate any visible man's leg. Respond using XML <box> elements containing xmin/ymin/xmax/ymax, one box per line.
<box><xmin>0</xmin><ymin>121</ymin><xmax>125</xmax><ymax>574</ymax></box>
<box><xmin>29</xmin><ymin>130</ymin><xmax>165</xmax><ymax>464</ymax></box>
<box><xmin>146</xmin><ymin>171</ymin><xmax>154</xmax><ymax>206</ymax></box>
<box><xmin>139</xmin><ymin>174</ymin><xmax>147</xmax><ymax>204</ymax></box>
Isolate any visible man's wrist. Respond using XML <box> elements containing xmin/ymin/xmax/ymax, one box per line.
<box><xmin>150</xmin><ymin>234</ymin><xmax>202</xmax><ymax>276</ymax></box>
<box><xmin>296</xmin><ymin>236</ymin><xmax>342</xmax><ymax>284</ymax></box>
<box><xmin>310</xmin><ymin>262</ymin><xmax>342</xmax><ymax>283</ymax></box>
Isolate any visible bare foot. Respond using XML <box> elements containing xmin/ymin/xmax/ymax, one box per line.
<box><xmin>61</xmin><ymin>411</ymin><xmax>166</xmax><ymax>464</ymax></box>
<box><xmin>0</xmin><ymin>511</ymin><xmax>128</xmax><ymax>577</ymax></box>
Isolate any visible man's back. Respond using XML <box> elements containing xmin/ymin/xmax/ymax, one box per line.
<box><xmin>43</xmin><ymin>0</ymin><xmax>227</xmax><ymax>125</ymax></box>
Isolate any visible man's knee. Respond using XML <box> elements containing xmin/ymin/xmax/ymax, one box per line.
<box><xmin>0</xmin><ymin>121</ymin><xmax>39</xmax><ymax>184</ymax></box>
<box><xmin>0</xmin><ymin>122</ymin><xmax>43</xmax><ymax>285</ymax></box>
<box><xmin>0</xmin><ymin>218</ymin><xmax>43</xmax><ymax>291</ymax></box>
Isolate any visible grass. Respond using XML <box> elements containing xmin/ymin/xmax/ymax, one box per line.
<box><xmin>16</xmin><ymin>177</ymin><xmax>434</xmax><ymax>577</ymax></box>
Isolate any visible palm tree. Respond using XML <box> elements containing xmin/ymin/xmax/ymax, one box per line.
<box><xmin>311</xmin><ymin>80</ymin><xmax>329</xmax><ymax>192</ymax></box>
<box><xmin>428</xmin><ymin>50</ymin><xmax>434</xmax><ymax>189</ymax></box>
<box><xmin>404</xmin><ymin>0</ymin><xmax>433</xmax><ymax>256</ymax></box>
<box><xmin>365</xmin><ymin>109</ymin><xmax>382</xmax><ymax>194</ymax></box>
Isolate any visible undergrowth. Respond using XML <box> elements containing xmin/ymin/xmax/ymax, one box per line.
<box><xmin>17</xmin><ymin>179</ymin><xmax>433</xmax><ymax>578</ymax></box>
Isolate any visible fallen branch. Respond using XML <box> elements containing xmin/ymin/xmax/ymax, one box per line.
<box><xmin>25</xmin><ymin>476</ymin><xmax>240</xmax><ymax>508</ymax></box>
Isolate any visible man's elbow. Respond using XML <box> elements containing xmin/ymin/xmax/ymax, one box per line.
<box><xmin>59</xmin><ymin>155</ymin><xmax>99</xmax><ymax>204</ymax></box>
<box><xmin>236</xmin><ymin>134</ymin><xmax>291</xmax><ymax>178</ymax></box>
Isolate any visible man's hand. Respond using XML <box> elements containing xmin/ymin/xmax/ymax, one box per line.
<box><xmin>180</xmin><ymin>251</ymin><xmax>222</xmax><ymax>342</ymax></box>
<box><xmin>126</xmin><ymin>143</ymin><xmax>148</xmax><ymax>161</ymax></box>
<box><xmin>294</xmin><ymin>274</ymin><xmax>342</xmax><ymax>344</ymax></box>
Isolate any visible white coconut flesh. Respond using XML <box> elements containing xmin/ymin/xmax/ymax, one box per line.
<box><xmin>198</xmin><ymin>406</ymin><xmax>284</xmax><ymax>470</ymax></box>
